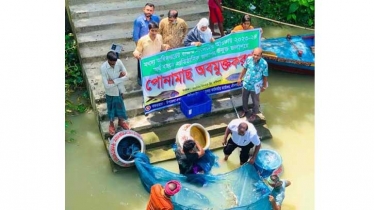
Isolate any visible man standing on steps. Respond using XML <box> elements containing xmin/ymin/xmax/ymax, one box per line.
<box><xmin>237</xmin><ymin>47</ymin><xmax>268</xmax><ymax>122</ymax></box>
<box><xmin>133</xmin><ymin>21</ymin><xmax>170</xmax><ymax>86</ymax></box>
<box><xmin>159</xmin><ymin>9</ymin><xmax>188</xmax><ymax>49</ymax></box>
<box><xmin>222</xmin><ymin>118</ymin><xmax>261</xmax><ymax>166</ymax></box>
<box><xmin>100</xmin><ymin>51</ymin><xmax>131</xmax><ymax>136</ymax></box>
<box><xmin>133</xmin><ymin>3</ymin><xmax>160</xmax><ymax>86</ymax></box>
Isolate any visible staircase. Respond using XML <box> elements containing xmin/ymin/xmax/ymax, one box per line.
<box><xmin>66</xmin><ymin>0</ymin><xmax>272</xmax><ymax>171</ymax></box>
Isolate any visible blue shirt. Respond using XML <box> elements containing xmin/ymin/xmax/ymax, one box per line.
<box><xmin>271</xmin><ymin>179</ymin><xmax>287</xmax><ymax>206</ymax></box>
<box><xmin>242</xmin><ymin>56</ymin><xmax>268</xmax><ymax>91</ymax></box>
<box><xmin>132</xmin><ymin>14</ymin><xmax>160</xmax><ymax>42</ymax></box>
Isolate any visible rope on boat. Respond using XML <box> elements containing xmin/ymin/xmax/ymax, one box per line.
<box><xmin>222</xmin><ymin>6</ymin><xmax>315</xmax><ymax>31</ymax></box>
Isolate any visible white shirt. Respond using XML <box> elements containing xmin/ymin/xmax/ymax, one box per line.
<box><xmin>228</xmin><ymin>119</ymin><xmax>261</xmax><ymax>146</ymax></box>
<box><xmin>100</xmin><ymin>59</ymin><xmax>128</xmax><ymax>96</ymax></box>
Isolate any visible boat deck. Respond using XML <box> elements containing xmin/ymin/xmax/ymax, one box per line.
<box><xmin>261</xmin><ymin>35</ymin><xmax>314</xmax><ymax>63</ymax></box>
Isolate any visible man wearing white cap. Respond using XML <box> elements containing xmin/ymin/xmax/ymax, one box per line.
<box><xmin>267</xmin><ymin>175</ymin><xmax>291</xmax><ymax>210</ymax></box>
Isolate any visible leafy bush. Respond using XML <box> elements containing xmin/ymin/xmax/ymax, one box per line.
<box><xmin>222</xmin><ymin>0</ymin><xmax>314</xmax><ymax>30</ymax></box>
<box><xmin>65</xmin><ymin>33</ymin><xmax>90</xmax><ymax>141</ymax></box>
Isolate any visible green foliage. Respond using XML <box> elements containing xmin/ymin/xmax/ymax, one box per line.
<box><xmin>222</xmin><ymin>0</ymin><xmax>314</xmax><ymax>30</ymax></box>
<box><xmin>65</xmin><ymin>33</ymin><xmax>91</xmax><ymax>142</ymax></box>
<box><xmin>65</xmin><ymin>33</ymin><xmax>84</xmax><ymax>89</ymax></box>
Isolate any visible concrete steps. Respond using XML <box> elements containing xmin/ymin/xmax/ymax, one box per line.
<box><xmin>73</xmin><ymin>7</ymin><xmax>208</xmax><ymax>34</ymax></box>
<box><xmin>69</xmin><ymin>0</ymin><xmax>208</xmax><ymax>19</ymax></box>
<box><xmin>98</xmin><ymin>92</ymin><xmax>246</xmax><ymax>139</ymax></box>
<box><xmin>77</xmin><ymin>18</ymin><xmax>205</xmax><ymax>63</ymax></box>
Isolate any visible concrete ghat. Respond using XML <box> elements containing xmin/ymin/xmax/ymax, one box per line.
<box><xmin>66</xmin><ymin>0</ymin><xmax>273</xmax><ymax>173</ymax></box>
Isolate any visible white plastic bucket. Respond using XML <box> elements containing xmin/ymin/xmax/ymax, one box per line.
<box><xmin>176</xmin><ymin>123</ymin><xmax>210</xmax><ymax>150</ymax></box>
<box><xmin>108</xmin><ymin>130</ymin><xmax>145</xmax><ymax>167</ymax></box>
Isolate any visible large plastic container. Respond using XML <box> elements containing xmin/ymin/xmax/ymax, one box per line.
<box><xmin>108</xmin><ymin>130</ymin><xmax>146</xmax><ymax>167</ymax></box>
<box><xmin>180</xmin><ymin>91</ymin><xmax>212</xmax><ymax>119</ymax></box>
<box><xmin>176</xmin><ymin>123</ymin><xmax>210</xmax><ymax>150</ymax></box>
<box><xmin>254</xmin><ymin>149</ymin><xmax>282</xmax><ymax>178</ymax></box>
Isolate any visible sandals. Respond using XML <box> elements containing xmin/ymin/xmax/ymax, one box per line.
<box><xmin>109</xmin><ymin>123</ymin><xmax>116</xmax><ymax>136</ymax></box>
<box><xmin>119</xmin><ymin>120</ymin><xmax>131</xmax><ymax>130</ymax></box>
<box><xmin>248</xmin><ymin>114</ymin><xmax>257</xmax><ymax>122</ymax></box>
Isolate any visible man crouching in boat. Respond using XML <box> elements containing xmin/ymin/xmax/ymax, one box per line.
<box><xmin>222</xmin><ymin>119</ymin><xmax>261</xmax><ymax>165</ymax></box>
<box><xmin>146</xmin><ymin>180</ymin><xmax>181</xmax><ymax>210</ymax></box>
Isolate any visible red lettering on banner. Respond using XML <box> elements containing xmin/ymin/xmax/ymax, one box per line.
<box><xmin>206</xmin><ymin>61</ymin><xmax>222</xmax><ymax>76</ymax></box>
<box><xmin>145</xmin><ymin>76</ymin><xmax>163</xmax><ymax>91</ymax></box>
<box><xmin>195</xmin><ymin>65</ymin><xmax>206</xmax><ymax>76</ymax></box>
<box><xmin>220</xmin><ymin>58</ymin><xmax>232</xmax><ymax>71</ymax></box>
<box><xmin>195</xmin><ymin>56</ymin><xmax>253</xmax><ymax>77</ymax></box>
<box><xmin>163</xmin><ymin>74</ymin><xmax>174</xmax><ymax>87</ymax></box>
<box><xmin>238</xmin><ymin>54</ymin><xmax>249</xmax><ymax>65</ymax></box>
<box><xmin>205</xmin><ymin>63</ymin><xmax>214</xmax><ymax>75</ymax></box>
<box><xmin>212</xmin><ymin>61</ymin><xmax>221</xmax><ymax>76</ymax></box>
<box><xmin>145</xmin><ymin>68</ymin><xmax>195</xmax><ymax>91</ymax></box>
<box><xmin>172</xmin><ymin>71</ymin><xmax>185</xmax><ymax>84</ymax></box>
<box><xmin>183</xmin><ymin>68</ymin><xmax>194</xmax><ymax>82</ymax></box>
<box><xmin>230</xmin><ymin>58</ymin><xmax>240</xmax><ymax>67</ymax></box>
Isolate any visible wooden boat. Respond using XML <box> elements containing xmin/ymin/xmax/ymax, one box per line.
<box><xmin>261</xmin><ymin>34</ymin><xmax>315</xmax><ymax>75</ymax></box>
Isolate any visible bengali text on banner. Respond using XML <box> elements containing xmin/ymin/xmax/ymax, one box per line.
<box><xmin>140</xmin><ymin>29</ymin><xmax>261</xmax><ymax>114</ymax></box>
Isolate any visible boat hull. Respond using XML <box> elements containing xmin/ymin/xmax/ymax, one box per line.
<box><xmin>266</xmin><ymin>59</ymin><xmax>314</xmax><ymax>75</ymax></box>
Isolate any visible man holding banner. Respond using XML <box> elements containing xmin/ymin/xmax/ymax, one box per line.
<box><xmin>237</xmin><ymin>47</ymin><xmax>268</xmax><ymax>121</ymax></box>
<box><xmin>133</xmin><ymin>21</ymin><xmax>170</xmax><ymax>86</ymax></box>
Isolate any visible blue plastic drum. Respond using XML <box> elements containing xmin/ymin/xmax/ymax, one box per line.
<box><xmin>254</xmin><ymin>149</ymin><xmax>282</xmax><ymax>178</ymax></box>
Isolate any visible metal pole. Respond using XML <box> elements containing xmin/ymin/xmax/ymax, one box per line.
<box><xmin>229</xmin><ymin>93</ymin><xmax>240</xmax><ymax>119</ymax></box>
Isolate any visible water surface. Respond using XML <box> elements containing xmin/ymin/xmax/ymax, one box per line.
<box><xmin>66</xmin><ymin>26</ymin><xmax>314</xmax><ymax>210</ymax></box>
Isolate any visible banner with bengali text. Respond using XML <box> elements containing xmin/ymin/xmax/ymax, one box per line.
<box><xmin>140</xmin><ymin>29</ymin><xmax>261</xmax><ymax>114</ymax></box>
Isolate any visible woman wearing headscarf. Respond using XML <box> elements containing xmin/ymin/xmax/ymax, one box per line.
<box><xmin>183</xmin><ymin>18</ymin><xmax>215</xmax><ymax>46</ymax></box>
<box><xmin>146</xmin><ymin>180</ymin><xmax>182</xmax><ymax>210</ymax></box>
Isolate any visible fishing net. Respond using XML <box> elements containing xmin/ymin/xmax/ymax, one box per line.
<box><xmin>133</xmin><ymin>152</ymin><xmax>272</xmax><ymax>209</ymax></box>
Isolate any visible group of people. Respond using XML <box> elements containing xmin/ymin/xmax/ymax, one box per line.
<box><xmin>145</xmin><ymin>175</ymin><xmax>290</xmax><ymax>210</ymax></box>
<box><xmin>101</xmin><ymin>2</ymin><xmax>262</xmax><ymax>135</ymax></box>
<box><xmin>99</xmin><ymin>3</ymin><xmax>290</xmax><ymax>209</ymax></box>
<box><xmin>146</xmin><ymin>117</ymin><xmax>290</xmax><ymax>210</ymax></box>
<box><xmin>131</xmin><ymin>2</ymin><xmax>261</xmax><ymax>86</ymax></box>
<box><xmin>132</xmin><ymin>3</ymin><xmax>217</xmax><ymax>86</ymax></box>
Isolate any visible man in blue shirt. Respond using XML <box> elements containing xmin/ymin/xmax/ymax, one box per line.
<box><xmin>133</xmin><ymin>3</ymin><xmax>160</xmax><ymax>86</ymax></box>
<box><xmin>267</xmin><ymin>175</ymin><xmax>291</xmax><ymax>210</ymax></box>
<box><xmin>237</xmin><ymin>47</ymin><xmax>268</xmax><ymax>121</ymax></box>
